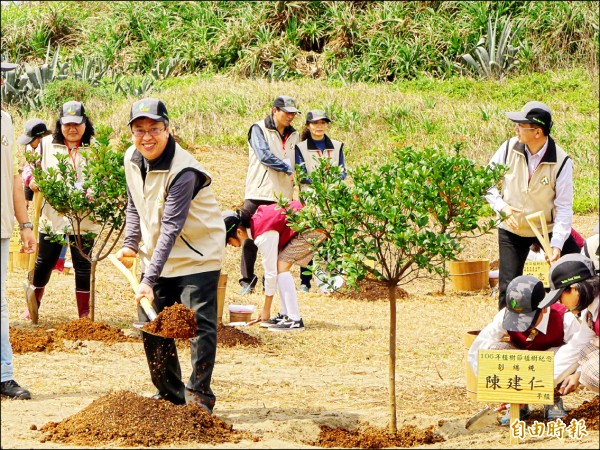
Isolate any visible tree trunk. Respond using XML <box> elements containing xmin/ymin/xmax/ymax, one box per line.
<box><xmin>388</xmin><ymin>282</ymin><xmax>397</xmax><ymax>434</ymax></box>
<box><xmin>90</xmin><ymin>260</ymin><xmax>97</xmax><ymax>321</ymax></box>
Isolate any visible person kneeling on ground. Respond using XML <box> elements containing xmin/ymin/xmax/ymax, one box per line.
<box><xmin>223</xmin><ymin>201</ymin><xmax>325</xmax><ymax>332</ymax></box>
<box><xmin>549</xmin><ymin>252</ymin><xmax>599</xmax><ymax>397</ymax></box>
<box><xmin>468</xmin><ymin>275</ymin><xmax>581</xmax><ymax>424</ymax></box>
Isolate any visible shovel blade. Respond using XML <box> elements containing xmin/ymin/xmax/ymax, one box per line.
<box><xmin>133</xmin><ymin>321</ymin><xmax>163</xmax><ymax>337</ymax></box>
<box><xmin>465</xmin><ymin>406</ymin><xmax>498</xmax><ymax>430</ymax></box>
<box><xmin>23</xmin><ymin>281</ymin><xmax>39</xmax><ymax>325</ymax></box>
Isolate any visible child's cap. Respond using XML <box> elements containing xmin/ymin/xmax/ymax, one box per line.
<box><xmin>538</xmin><ymin>253</ymin><xmax>596</xmax><ymax>309</ymax></box>
<box><xmin>17</xmin><ymin>118</ymin><xmax>52</xmax><ymax>145</ymax></box>
<box><xmin>503</xmin><ymin>275</ymin><xmax>545</xmax><ymax>332</ymax></box>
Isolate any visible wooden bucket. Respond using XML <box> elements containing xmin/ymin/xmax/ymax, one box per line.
<box><xmin>464</xmin><ymin>330</ymin><xmax>480</xmax><ymax>401</ymax></box>
<box><xmin>217</xmin><ymin>274</ymin><xmax>227</xmax><ymax>325</ymax></box>
<box><xmin>449</xmin><ymin>259</ymin><xmax>490</xmax><ymax>291</ymax></box>
<box><xmin>229</xmin><ymin>311</ymin><xmax>251</xmax><ymax>323</ymax></box>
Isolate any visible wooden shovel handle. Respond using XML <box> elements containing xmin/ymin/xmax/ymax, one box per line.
<box><xmin>108</xmin><ymin>254</ymin><xmax>157</xmax><ymax>320</ymax></box>
<box><xmin>107</xmin><ymin>254</ymin><xmax>139</xmax><ymax>292</ymax></box>
<box><xmin>27</xmin><ymin>191</ymin><xmax>44</xmax><ymax>273</ymax></box>
<box><xmin>525</xmin><ymin>211</ymin><xmax>552</xmax><ymax>256</ymax></box>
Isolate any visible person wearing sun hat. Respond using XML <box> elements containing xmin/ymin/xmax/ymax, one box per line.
<box><xmin>468</xmin><ymin>274</ymin><xmax>582</xmax><ymax>423</ymax></box>
<box><xmin>485</xmin><ymin>101</ymin><xmax>581</xmax><ymax>311</ymax></box>
<box><xmin>294</xmin><ymin>109</ymin><xmax>347</xmax><ymax>293</ymax></box>
<box><xmin>239</xmin><ymin>95</ymin><xmax>301</xmax><ymax>295</ymax></box>
<box><xmin>545</xmin><ymin>254</ymin><xmax>600</xmax><ymax>396</ymax></box>
<box><xmin>1</xmin><ymin>55</ymin><xmax>36</xmax><ymax>399</ymax></box>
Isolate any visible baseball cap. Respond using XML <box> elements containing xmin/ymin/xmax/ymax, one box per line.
<box><xmin>582</xmin><ymin>234</ymin><xmax>599</xmax><ymax>272</ymax></box>
<box><xmin>17</xmin><ymin>118</ymin><xmax>52</xmax><ymax>145</ymax></box>
<box><xmin>273</xmin><ymin>96</ymin><xmax>300</xmax><ymax>113</ymax></box>
<box><xmin>506</xmin><ymin>101</ymin><xmax>553</xmax><ymax>134</ymax></box>
<box><xmin>129</xmin><ymin>98</ymin><xmax>169</xmax><ymax>125</ymax></box>
<box><xmin>538</xmin><ymin>253</ymin><xmax>596</xmax><ymax>309</ymax></box>
<box><xmin>306</xmin><ymin>110</ymin><xmax>331</xmax><ymax>123</ymax></box>
<box><xmin>223</xmin><ymin>210</ymin><xmax>241</xmax><ymax>244</ymax></box>
<box><xmin>60</xmin><ymin>101</ymin><xmax>86</xmax><ymax>125</ymax></box>
<box><xmin>1</xmin><ymin>55</ymin><xmax>18</xmax><ymax>72</ymax></box>
<box><xmin>503</xmin><ymin>275</ymin><xmax>546</xmax><ymax>332</ymax></box>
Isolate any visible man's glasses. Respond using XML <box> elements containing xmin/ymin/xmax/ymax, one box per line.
<box><xmin>515</xmin><ymin>124</ymin><xmax>536</xmax><ymax>131</ymax></box>
<box><xmin>132</xmin><ymin>127</ymin><xmax>166</xmax><ymax>137</ymax></box>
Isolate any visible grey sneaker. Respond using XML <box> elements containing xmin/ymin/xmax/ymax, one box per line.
<box><xmin>299</xmin><ymin>284</ymin><xmax>310</xmax><ymax>293</ymax></box>
<box><xmin>544</xmin><ymin>397</ymin><xmax>567</xmax><ymax>420</ymax></box>
<box><xmin>239</xmin><ymin>281</ymin><xmax>255</xmax><ymax>295</ymax></box>
<box><xmin>259</xmin><ymin>313</ymin><xmax>287</xmax><ymax>328</ymax></box>
<box><xmin>268</xmin><ymin>318</ymin><xmax>305</xmax><ymax>332</ymax></box>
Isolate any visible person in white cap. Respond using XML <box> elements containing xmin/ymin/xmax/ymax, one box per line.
<box><xmin>24</xmin><ymin>101</ymin><xmax>99</xmax><ymax>323</ymax></box>
<box><xmin>485</xmin><ymin>101</ymin><xmax>580</xmax><ymax>311</ymax></box>
<box><xmin>295</xmin><ymin>109</ymin><xmax>346</xmax><ymax>293</ymax></box>
<box><xmin>239</xmin><ymin>96</ymin><xmax>301</xmax><ymax>295</ymax></box>
<box><xmin>1</xmin><ymin>56</ymin><xmax>36</xmax><ymax>399</ymax></box>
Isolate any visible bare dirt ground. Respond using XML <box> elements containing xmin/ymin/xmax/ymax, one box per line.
<box><xmin>1</xmin><ymin>214</ymin><xmax>598</xmax><ymax>449</ymax></box>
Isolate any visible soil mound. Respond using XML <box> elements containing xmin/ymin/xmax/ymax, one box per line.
<box><xmin>10</xmin><ymin>319</ymin><xmax>137</xmax><ymax>353</ymax></box>
<box><xmin>217</xmin><ymin>324</ymin><xmax>261</xmax><ymax>347</ymax></box>
<box><xmin>312</xmin><ymin>423</ymin><xmax>444</xmax><ymax>448</ymax></box>
<box><xmin>55</xmin><ymin>318</ymin><xmax>137</xmax><ymax>343</ymax></box>
<box><xmin>563</xmin><ymin>395</ymin><xmax>599</xmax><ymax>430</ymax></box>
<box><xmin>334</xmin><ymin>280</ymin><xmax>409</xmax><ymax>302</ymax></box>
<box><xmin>39</xmin><ymin>390</ymin><xmax>255</xmax><ymax>447</ymax></box>
<box><xmin>143</xmin><ymin>303</ymin><xmax>196</xmax><ymax>339</ymax></box>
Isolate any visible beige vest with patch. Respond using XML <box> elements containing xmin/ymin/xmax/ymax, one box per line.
<box><xmin>499</xmin><ymin>137</ymin><xmax>570</xmax><ymax>237</ymax></box>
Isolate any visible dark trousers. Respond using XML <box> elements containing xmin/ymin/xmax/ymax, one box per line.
<box><xmin>140</xmin><ymin>270</ymin><xmax>220</xmax><ymax>412</ymax></box>
<box><xmin>497</xmin><ymin>228</ymin><xmax>581</xmax><ymax>310</ymax></box>
<box><xmin>300</xmin><ymin>259</ymin><xmax>313</xmax><ymax>288</ymax></box>
<box><xmin>33</xmin><ymin>233</ymin><xmax>92</xmax><ymax>291</ymax></box>
<box><xmin>240</xmin><ymin>199</ymin><xmax>275</xmax><ymax>287</ymax></box>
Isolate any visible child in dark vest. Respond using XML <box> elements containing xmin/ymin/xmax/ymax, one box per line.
<box><xmin>468</xmin><ymin>275</ymin><xmax>581</xmax><ymax>424</ymax></box>
<box><xmin>546</xmin><ymin>253</ymin><xmax>599</xmax><ymax>397</ymax></box>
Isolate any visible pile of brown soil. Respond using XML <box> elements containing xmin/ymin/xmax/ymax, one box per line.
<box><xmin>55</xmin><ymin>318</ymin><xmax>136</xmax><ymax>343</ymax></box>
<box><xmin>143</xmin><ymin>303</ymin><xmax>196</xmax><ymax>339</ymax></box>
<box><xmin>312</xmin><ymin>424</ymin><xmax>444</xmax><ymax>449</ymax></box>
<box><xmin>563</xmin><ymin>395</ymin><xmax>599</xmax><ymax>430</ymax></box>
<box><xmin>217</xmin><ymin>324</ymin><xmax>261</xmax><ymax>347</ymax></box>
<box><xmin>333</xmin><ymin>277</ymin><xmax>409</xmax><ymax>302</ymax></box>
<box><xmin>10</xmin><ymin>319</ymin><xmax>137</xmax><ymax>354</ymax></box>
<box><xmin>9</xmin><ymin>327</ymin><xmax>61</xmax><ymax>353</ymax></box>
<box><xmin>38</xmin><ymin>390</ymin><xmax>255</xmax><ymax>447</ymax></box>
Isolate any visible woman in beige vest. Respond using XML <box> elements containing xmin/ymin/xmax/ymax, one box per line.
<box><xmin>294</xmin><ymin>110</ymin><xmax>346</xmax><ymax>292</ymax></box>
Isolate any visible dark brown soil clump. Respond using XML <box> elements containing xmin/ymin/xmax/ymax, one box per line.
<box><xmin>312</xmin><ymin>423</ymin><xmax>444</xmax><ymax>448</ymax></box>
<box><xmin>217</xmin><ymin>323</ymin><xmax>261</xmax><ymax>347</ymax></box>
<box><xmin>10</xmin><ymin>319</ymin><xmax>137</xmax><ymax>353</ymax></box>
<box><xmin>39</xmin><ymin>390</ymin><xmax>254</xmax><ymax>447</ymax></box>
<box><xmin>143</xmin><ymin>303</ymin><xmax>196</xmax><ymax>339</ymax></box>
<box><xmin>563</xmin><ymin>395</ymin><xmax>599</xmax><ymax>430</ymax></box>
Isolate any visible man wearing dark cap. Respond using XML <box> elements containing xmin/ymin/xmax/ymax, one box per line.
<box><xmin>240</xmin><ymin>95</ymin><xmax>300</xmax><ymax>294</ymax></box>
<box><xmin>116</xmin><ymin>98</ymin><xmax>225</xmax><ymax>414</ymax></box>
<box><xmin>486</xmin><ymin>101</ymin><xmax>580</xmax><ymax>310</ymax></box>
<box><xmin>1</xmin><ymin>56</ymin><xmax>35</xmax><ymax>399</ymax></box>
<box><xmin>468</xmin><ymin>275</ymin><xmax>582</xmax><ymax>422</ymax></box>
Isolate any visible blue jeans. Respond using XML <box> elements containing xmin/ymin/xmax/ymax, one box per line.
<box><xmin>1</xmin><ymin>239</ymin><xmax>14</xmax><ymax>382</ymax></box>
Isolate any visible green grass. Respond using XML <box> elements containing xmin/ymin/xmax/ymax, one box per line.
<box><xmin>4</xmin><ymin>69</ymin><xmax>598</xmax><ymax>213</ymax></box>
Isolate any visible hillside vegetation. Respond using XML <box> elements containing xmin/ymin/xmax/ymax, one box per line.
<box><xmin>1</xmin><ymin>1</ymin><xmax>598</xmax><ymax>80</ymax></box>
<box><xmin>1</xmin><ymin>1</ymin><xmax>598</xmax><ymax>213</ymax></box>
